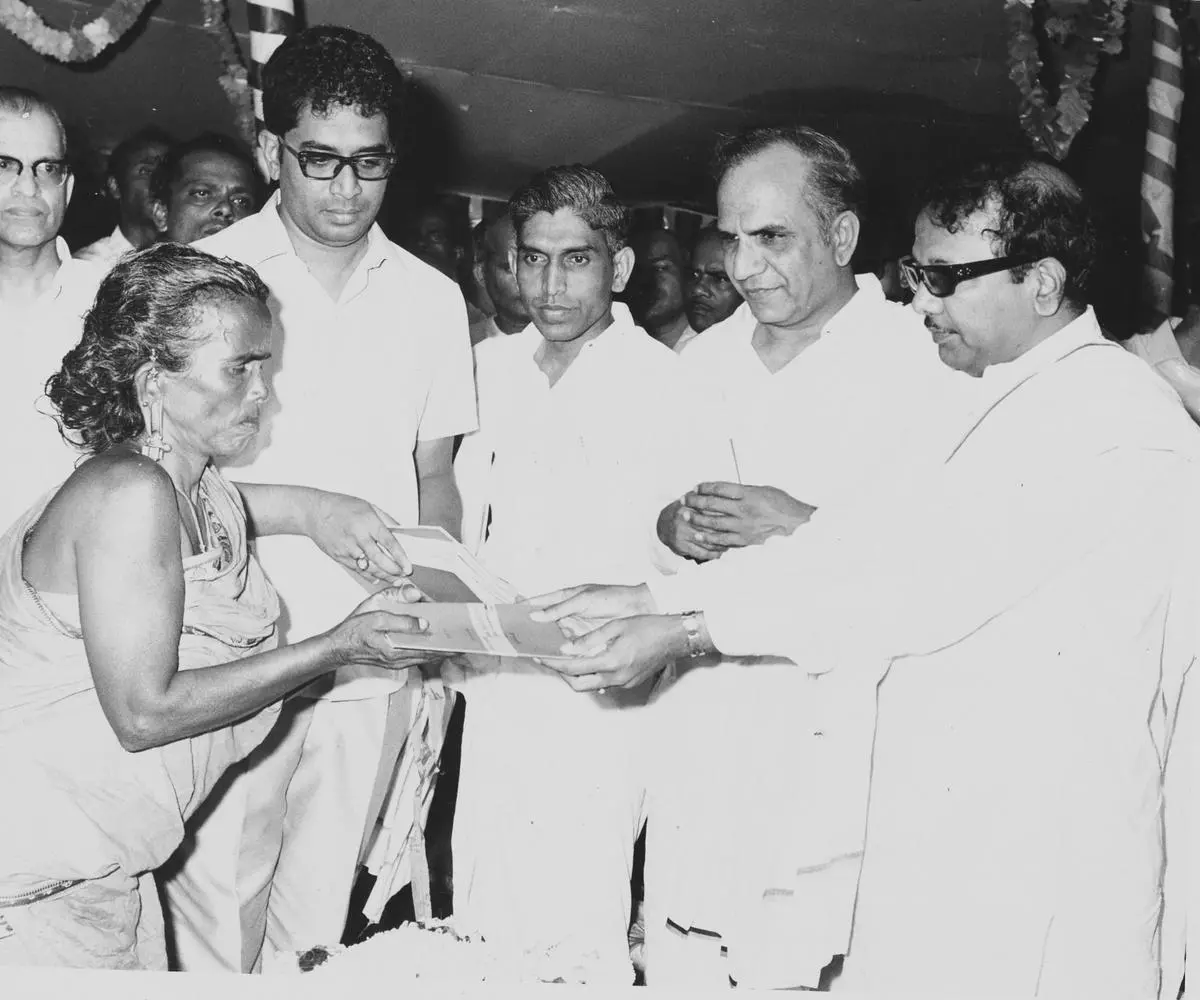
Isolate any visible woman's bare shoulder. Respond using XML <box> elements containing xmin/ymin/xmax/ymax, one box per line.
<box><xmin>25</xmin><ymin>451</ymin><xmax>180</xmax><ymax>589</ymax></box>
<box><xmin>48</xmin><ymin>450</ymin><xmax>178</xmax><ymax>539</ymax></box>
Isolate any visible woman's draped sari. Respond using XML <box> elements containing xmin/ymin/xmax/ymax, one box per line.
<box><xmin>0</xmin><ymin>465</ymin><xmax>280</xmax><ymax>968</ymax></box>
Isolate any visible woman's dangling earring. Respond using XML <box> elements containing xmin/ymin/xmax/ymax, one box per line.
<box><xmin>141</xmin><ymin>385</ymin><xmax>172</xmax><ymax>462</ymax></box>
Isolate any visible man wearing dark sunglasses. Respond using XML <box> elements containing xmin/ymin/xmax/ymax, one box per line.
<box><xmin>904</xmin><ymin>160</ymin><xmax>1097</xmax><ymax>378</ymax></box>
<box><xmin>162</xmin><ymin>26</ymin><xmax>476</xmax><ymax>973</ymax></box>
<box><xmin>0</xmin><ymin>87</ymin><xmax>107</xmax><ymax>535</ymax></box>
<box><xmin>528</xmin><ymin>155</ymin><xmax>1200</xmax><ymax>997</ymax></box>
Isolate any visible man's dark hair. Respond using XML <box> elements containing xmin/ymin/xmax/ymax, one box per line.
<box><xmin>149</xmin><ymin>132</ymin><xmax>259</xmax><ymax>207</ymax></box>
<box><xmin>712</xmin><ymin>125</ymin><xmax>865</xmax><ymax>241</ymax></box>
<box><xmin>107</xmin><ymin>126</ymin><xmax>173</xmax><ymax>188</ymax></box>
<box><xmin>920</xmin><ymin>156</ymin><xmax>1098</xmax><ymax>312</ymax></box>
<box><xmin>262</xmin><ymin>25</ymin><xmax>405</xmax><ymax>141</ymax></box>
<box><xmin>509</xmin><ymin>165</ymin><xmax>630</xmax><ymax>257</ymax></box>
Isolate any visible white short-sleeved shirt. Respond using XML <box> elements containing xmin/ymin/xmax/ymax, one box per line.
<box><xmin>456</xmin><ymin>303</ymin><xmax>729</xmax><ymax>595</ymax></box>
<box><xmin>73</xmin><ymin>225</ymin><xmax>136</xmax><ymax>271</ymax></box>
<box><xmin>1</xmin><ymin>241</ymin><xmax>106</xmax><ymax>534</ymax></box>
<box><xmin>199</xmin><ymin>195</ymin><xmax>477</xmax><ymax>673</ymax></box>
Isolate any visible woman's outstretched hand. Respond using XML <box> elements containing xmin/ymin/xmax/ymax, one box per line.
<box><xmin>306</xmin><ymin>493</ymin><xmax>413</xmax><ymax>585</ymax></box>
<box><xmin>329</xmin><ymin>582</ymin><xmax>437</xmax><ymax>670</ymax></box>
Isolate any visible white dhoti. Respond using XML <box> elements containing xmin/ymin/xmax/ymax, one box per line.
<box><xmin>161</xmin><ymin>687</ymin><xmax>411</xmax><ymax>969</ymax></box>
<box><xmin>644</xmin><ymin>658</ymin><xmax>870</xmax><ymax>990</ymax></box>
<box><xmin>450</xmin><ymin>661</ymin><xmax>647</xmax><ymax>984</ymax></box>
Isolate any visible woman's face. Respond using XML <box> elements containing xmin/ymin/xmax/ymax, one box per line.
<box><xmin>160</xmin><ymin>295</ymin><xmax>272</xmax><ymax>463</ymax></box>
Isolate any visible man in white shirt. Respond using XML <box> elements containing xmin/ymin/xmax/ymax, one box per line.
<box><xmin>626</xmin><ymin>226</ymin><xmax>696</xmax><ymax>352</ymax></box>
<box><xmin>533</xmin><ymin>157</ymin><xmax>1200</xmax><ymax>998</ymax></box>
<box><xmin>630</xmin><ymin>126</ymin><xmax>968</xmax><ymax>990</ymax></box>
<box><xmin>450</xmin><ymin>165</ymin><xmax>730</xmax><ymax>983</ymax></box>
<box><xmin>74</xmin><ymin>125</ymin><xmax>170</xmax><ymax>268</ymax></box>
<box><xmin>158</xmin><ymin>26</ymin><xmax>476</xmax><ymax>972</ymax></box>
<box><xmin>467</xmin><ymin>211</ymin><xmax>530</xmax><ymax>344</ymax></box>
<box><xmin>684</xmin><ymin>224</ymin><xmax>742</xmax><ymax>336</ymax></box>
<box><xmin>0</xmin><ymin>88</ymin><xmax>106</xmax><ymax>534</ymax></box>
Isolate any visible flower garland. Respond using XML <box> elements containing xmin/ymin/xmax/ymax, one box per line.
<box><xmin>201</xmin><ymin>0</ymin><xmax>255</xmax><ymax>147</ymax></box>
<box><xmin>0</xmin><ymin>0</ymin><xmax>153</xmax><ymax>63</ymax></box>
<box><xmin>1006</xmin><ymin>0</ymin><xmax>1130</xmax><ymax>160</ymax></box>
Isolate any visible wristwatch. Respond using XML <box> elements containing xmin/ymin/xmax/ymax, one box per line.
<box><xmin>679</xmin><ymin>611</ymin><xmax>709</xmax><ymax>658</ymax></box>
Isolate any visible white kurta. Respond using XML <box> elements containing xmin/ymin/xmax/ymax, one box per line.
<box><xmin>644</xmin><ymin>276</ymin><xmax>973</xmax><ymax>988</ymax></box>
<box><xmin>160</xmin><ymin>196</ymin><xmax>477</xmax><ymax>970</ymax></box>
<box><xmin>1</xmin><ymin>243</ymin><xmax>105</xmax><ymax>535</ymax></box>
<box><xmin>1125</xmin><ymin>317</ymin><xmax>1200</xmax><ymax>1000</ymax></box>
<box><xmin>651</xmin><ymin>310</ymin><xmax>1200</xmax><ymax>998</ymax></box>
<box><xmin>450</xmin><ymin>306</ymin><xmax>731</xmax><ymax>982</ymax></box>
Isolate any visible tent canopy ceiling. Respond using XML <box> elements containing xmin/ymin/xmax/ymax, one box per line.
<box><xmin>3</xmin><ymin>0</ymin><xmax>1154</xmax><ymax>213</ymax></box>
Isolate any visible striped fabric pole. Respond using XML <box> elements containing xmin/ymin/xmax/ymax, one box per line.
<box><xmin>1140</xmin><ymin>1</ymin><xmax>1186</xmax><ymax>330</ymax></box>
<box><xmin>247</xmin><ymin>0</ymin><xmax>298</xmax><ymax>133</ymax></box>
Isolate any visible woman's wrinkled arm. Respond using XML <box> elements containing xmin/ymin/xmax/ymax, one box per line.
<box><xmin>234</xmin><ymin>482</ymin><xmax>412</xmax><ymax>583</ymax></box>
<box><xmin>76</xmin><ymin>466</ymin><xmax>422</xmax><ymax>752</ymax></box>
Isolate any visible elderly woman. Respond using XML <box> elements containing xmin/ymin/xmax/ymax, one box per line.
<box><xmin>0</xmin><ymin>243</ymin><xmax>430</xmax><ymax>970</ymax></box>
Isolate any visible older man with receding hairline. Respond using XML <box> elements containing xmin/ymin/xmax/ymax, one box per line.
<box><xmin>0</xmin><ymin>87</ymin><xmax>107</xmax><ymax>534</ymax></box>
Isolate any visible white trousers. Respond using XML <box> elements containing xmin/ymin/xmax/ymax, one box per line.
<box><xmin>450</xmin><ymin>667</ymin><xmax>646</xmax><ymax>984</ymax></box>
<box><xmin>161</xmin><ymin>692</ymin><xmax>405</xmax><ymax>971</ymax></box>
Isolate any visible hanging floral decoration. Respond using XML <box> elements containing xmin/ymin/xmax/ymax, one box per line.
<box><xmin>201</xmin><ymin>0</ymin><xmax>255</xmax><ymax>147</ymax></box>
<box><xmin>1006</xmin><ymin>0</ymin><xmax>1130</xmax><ymax>160</ymax></box>
<box><xmin>0</xmin><ymin>0</ymin><xmax>153</xmax><ymax>63</ymax></box>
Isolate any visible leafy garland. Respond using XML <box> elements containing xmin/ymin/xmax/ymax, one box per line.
<box><xmin>201</xmin><ymin>0</ymin><xmax>255</xmax><ymax>147</ymax></box>
<box><xmin>0</xmin><ymin>0</ymin><xmax>254</xmax><ymax>147</ymax></box>
<box><xmin>0</xmin><ymin>0</ymin><xmax>153</xmax><ymax>62</ymax></box>
<box><xmin>1006</xmin><ymin>0</ymin><xmax>1130</xmax><ymax>160</ymax></box>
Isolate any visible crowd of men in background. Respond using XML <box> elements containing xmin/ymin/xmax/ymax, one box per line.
<box><xmin>61</xmin><ymin>117</ymin><xmax>750</xmax><ymax>357</ymax></box>
<box><xmin>5</xmin><ymin>17</ymin><xmax>1200</xmax><ymax>1000</ymax></box>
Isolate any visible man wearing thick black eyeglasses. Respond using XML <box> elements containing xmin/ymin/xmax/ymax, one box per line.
<box><xmin>160</xmin><ymin>25</ymin><xmax>476</xmax><ymax>974</ymax></box>
<box><xmin>530</xmin><ymin>156</ymin><xmax>1200</xmax><ymax>997</ymax></box>
<box><xmin>0</xmin><ymin>87</ymin><xmax>107</xmax><ymax>535</ymax></box>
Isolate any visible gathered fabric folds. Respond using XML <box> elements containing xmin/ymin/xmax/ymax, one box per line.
<box><xmin>0</xmin><ymin>466</ymin><xmax>280</xmax><ymax>967</ymax></box>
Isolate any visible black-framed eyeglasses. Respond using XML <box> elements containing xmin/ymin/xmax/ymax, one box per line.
<box><xmin>0</xmin><ymin>154</ymin><xmax>71</xmax><ymax>188</ymax></box>
<box><xmin>898</xmin><ymin>254</ymin><xmax>1037</xmax><ymax>298</ymax></box>
<box><xmin>281</xmin><ymin>142</ymin><xmax>396</xmax><ymax>182</ymax></box>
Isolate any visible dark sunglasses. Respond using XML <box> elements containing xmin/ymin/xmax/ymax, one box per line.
<box><xmin>898</xmin><ymin>254</ymin><xmax>1037</xmax><ymax>298</ymax></box>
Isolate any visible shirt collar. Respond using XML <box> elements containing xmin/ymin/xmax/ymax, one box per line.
<box><xmin>514</xmin><ymin>301</ymin><xmax>642</xmax><ymax>360</ymax></box>
<box><xmin>109</xmin><ymin>226</ymin><xmax>135</xmax><ymax>255</ymax></box>
<box><xmin>32</xmin><ymin>238</ymin><xmax>78</xmax><ymax>304</ymax></box>
<box><xmin>712</xmin><ymin>271</ymin><xmax>886</xmax><ymax>344</ymax></box>
<box><xmin>240</xmin><ymin>190</ymin><xmax>390</xmax><ymax>271</ymax></box>
<box><xmin>977</xmin><ymin>307</ymin><xmax>1112</xmax><ymax>391</ymax></box>
<box><xmin>820</xmin><ymin>272</ymin><xmax>887</xmax><ymax>339</ymax></box>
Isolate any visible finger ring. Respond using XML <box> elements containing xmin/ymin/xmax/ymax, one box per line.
<box><xmin>597</xmin><ymin>687</ymin><xmax>607</xmax><ymax>696</ymax></box>
<box><xmin>355</xmin><ymin>554</ymin><xmax>370</xmax><ymax>571</ymax></box>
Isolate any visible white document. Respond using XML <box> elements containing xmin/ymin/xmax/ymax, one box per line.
<box><xmin>384</xmin><ymin>602</ymin><xmax>576</xmax><ymax>660</ymax></box>
<box><xmin>387</xmin><ymin>526</ymin><xmax>521</xmax><ymax>604</ymax></box>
